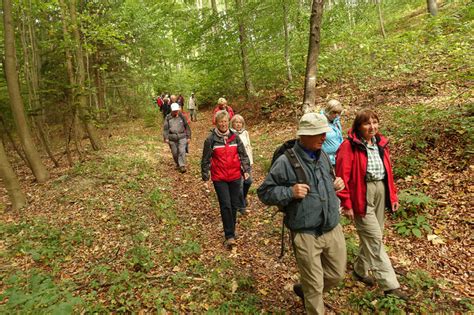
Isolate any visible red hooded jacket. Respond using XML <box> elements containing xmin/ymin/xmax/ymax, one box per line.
<box><xmin>335</xmin><ymin>129</ymin><xmax>398</xmax><ymax>217</ymax></box>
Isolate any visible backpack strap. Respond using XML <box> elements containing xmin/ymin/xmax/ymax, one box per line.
<box><xmin>284</xmin><ymin>148</ymin><xmax>308</xmax><ymax>185</ymax></box>
<box><xmin>320</xmin><ymin>150</ymin><xmax>336</xmax><ymax>180</ymax></box>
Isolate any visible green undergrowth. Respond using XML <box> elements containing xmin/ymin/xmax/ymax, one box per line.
<box><xmin>1</xmin><ymin>133</ymin><xmax>263</xmax><ymax>313</ymax></box>
<box><xmin>321</xmin><ymin>1</ymin><xmax>473</xmax><ymax>85</ymax></box>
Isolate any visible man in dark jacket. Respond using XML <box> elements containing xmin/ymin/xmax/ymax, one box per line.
<box><xmin>163</xmin><ymin>103</ymin><xmax>191</xmax><ymax>173</ymax></box>
<box><xmin>258</xmin><ymin>113</ymin><xmax>346</xmax><ymax>315</ymax></box>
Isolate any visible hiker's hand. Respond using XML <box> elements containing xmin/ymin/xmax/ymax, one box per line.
<box><xmin>165</xmin><ymin>139</ymin><xmax>169</xmax><ymax>143</ymax></box>
<box><xmin>187</xmin><ymin>139</ymin><xmax>191</xmax><ymax>144</ymax></box>
<box><xmin>333</xmin><ymin>177</ymin><xmax>344</xmax><ymax>192</ymax></box>
<box><xmin>392</xmin><ymin>202</ymin><xmax>399</xmax><ymax>212</ymax></box>
<box><xmin>243</xmin><ymin>172</ymin><xmax>250</xmax><ymax>180</ymax></box>
<box><xmin>292</xmin><ymin>184</ymin><xmax>310</xmax><ymax>199</ymax></box>
<box><xmin>343</xmin><ymin>208</ymin><xmax>354</xmax><ymax>220</ymax></box>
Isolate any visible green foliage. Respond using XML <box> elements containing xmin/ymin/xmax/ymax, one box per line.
<box><xmin>0</xmin><ymin>271</ymin><xmax>82</xmax><ymax>314</ymax></box>
<box><xmin>345</xmin><ymin>234</ymin><xmax>359</xmax><ymax>264</ymax></box>
<box><xmin>393</xmin><ymin>189</ymin><xmax>433</xmax><ymax>238</ymax></box>
<box><xmin>402</xmin><ymin>270</ymin><xmax>437</xmax><ymax>291</ymax></box>
<box><xmin>377</xmin><ymin>294</ymin><xmax>407</xmax><ymax>312</ymax></box>
<box><xmin>0</xmin><ymin>220</ymin><xmax>93</xmax><ymax>266</ymax></box>
<box><xmin>348</xmin><ymin>291</ymin><xmax>376</xmax><ymax>312</ymax></box>
<box><xmin>169</xmin><ymin>241</ymin><xmax>202</xmax><ymax>266</ymax></box>
<box><xmin>397</xmin><ymin>188</ymin><xmax>434</xmax><ymax>217</ymax></box>
<box><xmin>393</xmin><ymin>215</ymin><xmax>431</xmax><ymax>238</ymax></box>
<box><xmin>125</xmin><ymin>245</ymin><xmax>154</xmax><ymax>272</ymax></box>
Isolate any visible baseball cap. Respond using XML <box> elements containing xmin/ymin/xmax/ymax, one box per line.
<box><xmin>297</xmin><ymin>113</ymin><xmax>331</xmax><ymax>136</ymax></box>
<box><xmin>171</xmin><ymin>103</ymin><xmax>180</xmax><ymax>111</ymax></box>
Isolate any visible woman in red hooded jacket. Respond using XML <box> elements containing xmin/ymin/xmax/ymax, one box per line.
<box><xmin>336</xmin><ymin>109</ymin><xmax>407</xmax><ymax>301</ymax></box>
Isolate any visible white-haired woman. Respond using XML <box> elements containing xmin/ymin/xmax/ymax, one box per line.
<box><xmin>231</xmin><ymin>114</ymin><xmax>253</xmax><ymax>214</ymax></box>
<box><xmin>321</xmin><ymin>99</ymin><xmax>344</xmax><ymax>166</ymax></box>
<box><xmin>212</xmin><ymin>97</ymin><xmax>234</xmax><ymax>125</ymax></box>
<box><xmin>201</xmin><ymin>110</ymin><xmax>250</xmax><ymax>248</ymax></box>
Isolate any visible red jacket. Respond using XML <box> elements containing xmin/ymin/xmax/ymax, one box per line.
<box><xmin>201</xmin><ymin>130</ymin><xmax>250</xmax><ymax>182</ymax></box>
<box><xmin>335</xmin><ymin>129</ymin><xmax>398</xmax><ymax>217</ymax></box>
<box><xmin>212</xmin><ymin>105</ymin><xmax>235</xmax><ymax>125</ymax></box>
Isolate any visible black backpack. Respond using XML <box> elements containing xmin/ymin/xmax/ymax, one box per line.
<box><xmin>270</xmin><ymin>139</ymin><xmax>335</xmax><ymax>258</ymax></box>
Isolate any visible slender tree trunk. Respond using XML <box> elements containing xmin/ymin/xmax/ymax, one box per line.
<box><xmin>0</xmin><ymin>116</ymin><xmax>28</xmax><ymax>165</ymax></box>
<box><xmin>377</xmin><ymin>0</ymin><xmax>386</xmax><ymax>39</ymax></box>
<box><xmin>20</xmin><ymin>2</ymin><xmax>59</xmax><ymax>167</ymax></box>
<box><xmin>211</xmin><ymin>0</ymin><xmax>218</xmax><ymax>14</ymax></box>
<box><xmin>69</xmin><ymin>0</ymin><xmax>103</xmax><ymax>150</ymax></box>
<box><xmin>303</xmin><ymin>0</ymin><xmax>325</xmax><ymax>113</ymax></box>
<box><xmin>0</xmin><ymin>137</ymin><xmax>27</xmax><ymax>210</ymax></box>
<box><xmin>235</xmin><ymin>0</ymin><xmax>255</xmax><ymax>98</ymax></box>
<box><xmin>427</xmin><ymin>0</ymin><xmax>438</xmax><ymax>16</ymax></box>
<box><xmin>282</xmin><ymin>0</ymin><xmax>293</xmax><ymax>82</ymax></box>
<box><xmin>3</xmin><ymin>0</ymin><xmax>49</xmax><ymax>183</ymax></box>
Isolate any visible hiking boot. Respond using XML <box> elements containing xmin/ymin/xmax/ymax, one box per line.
<box><xmin>353</xmin><ymin>271</ymin><xmax>376</xmax><ymax>287</ymax></box>
<box><xmin>293</xmin><ymin>283</ymin><xmax>304</xmax><ymax>300</ymax></box>
<box><xmin>384</xmin><ymin>289</ymin><xmax>409</xmax><ymax>301</ymax></box>
<box><xmin>238</xmin><ymin>208</ymin><xmax>247</xmax><ymax>215</ymax></box>
<box><xmin>224</xmin><ymin>238</ymin><xmax>236</xmax><ymax>249</ymax></box>
<box><xmin>179</xmin><ymin>166</ymin><xmax>186</xmax><ymax>173</ymax></box>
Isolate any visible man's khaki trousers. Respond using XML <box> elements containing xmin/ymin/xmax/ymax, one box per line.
<box><xmin>292</xmin><ymin>224</ymin><xmax>346</xmax><ymax>315</ymax></box>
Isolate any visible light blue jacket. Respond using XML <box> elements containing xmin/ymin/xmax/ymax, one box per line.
<box><xmin>321</xmin><ymin>110</ymin><xmax>343</xmax><ymax>165</ymax></box>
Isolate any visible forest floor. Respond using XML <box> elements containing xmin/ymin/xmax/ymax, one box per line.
<box><xmin>0</xmin><ymin>86</ymin><xmax>473</xmax><ymax>312</ymax></box>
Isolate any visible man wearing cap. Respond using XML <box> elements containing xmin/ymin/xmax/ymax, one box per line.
<box><xmin>163</xmin><ymin>103</ymin><xmax>191</xmax><ymax>173</ymax></box>
<box><xmin>258</xmin><ymin>113</ymin><xmax>346</xmax><ymax>314</ymax></box>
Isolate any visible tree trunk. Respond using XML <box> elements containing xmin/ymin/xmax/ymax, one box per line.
<box><xmin>3</xmin><ymin>0</ymin><xmax>49</xmax><ymax>183</ymax></box>
<box><xmin>282</xmin><ymin>0</ymin><xmax>293</xmax><ymax>82</ymax></box>
<box><xmin>20</xmin><ymin>2</ymin><xmax>59</xmax><ymax>167</ymax></box>
<box><xmin>211</xmin><ymin>0</ymin><xmax>218</xmax><ymax>14</ymax></box>
<box><xmin>235</xmin><ymin>0</ymin><xmax>255</xmax><ymax>98</ymax></box>
<box><xmin>427</xmin><ymin>0</ymin><xmax>438</xmax><ymax>16</ymax></box>
<box><xmin>0</xmin><ymin>137</ymin><xmax>27</xmax><ymax>210</ymax></box>
<box><xmin>69</xmin><ymin>0</ymin><xmax>103</xmax><ymax>151</ymax></box>
<box><xmin>302</xmin><ymin>0</ymin><xmax>325</xmax><ymax>113</ymax></box>
<box><xmin>0</xmin><ymin>116</ymin><xmax>28</xmax><ymax>166</ymax></box>
<box><xmin>377</xmin><ymin>0</ymin><xmax>386</xmax><ymax>39</ymax></box>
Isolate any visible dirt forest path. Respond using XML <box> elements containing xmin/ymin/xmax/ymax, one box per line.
<box><xmin>1</xmin><ymin>106</ymin><xmax>471</xmax><ymax>313</ymax></box>
<box><xmin>157</xmin><ymin>109</ymin><xmax>305</xmax><ymax>312</ymax></box>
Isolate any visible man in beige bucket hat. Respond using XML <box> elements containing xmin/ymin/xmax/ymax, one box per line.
<box><xmin>258</xmin><ymin>113</ymin><xmax>346</xmax><ymax>314</ymax></box>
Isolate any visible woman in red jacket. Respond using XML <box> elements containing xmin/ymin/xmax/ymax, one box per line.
<box><xmin>201</xmin><ymin>110</ymin><xmax>250</xmax><ymax>249</ymax></box>
<box><xmin>336</xmin><ymin>109</ymin><xmax>407</xmax><ymax>300</ymax></box>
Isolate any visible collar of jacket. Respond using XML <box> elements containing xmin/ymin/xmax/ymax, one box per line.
<box><xmin>293</xmin><ymin>141</ymin><xmax>322</xmax><ymax>163</ymax></box>
<box><xmin>347</xmin><ymin>128</ymin><xmax>388</xmax><ymax>149</ymax></box>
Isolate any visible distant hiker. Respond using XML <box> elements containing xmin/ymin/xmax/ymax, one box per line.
<box><xmin>156</xmin><ymin>94</ymin><xmax>164</xmax><ymax>110</ymax></box>
<box><xmin>201</xmin><ymin>110</ymin><xmax>250</xmax><ymax>249</ymax></box>
<box><xmin>230</xmin><ymin>114</ymin><xmax>253</xmax><ymax>215</ymax></box>
<box><xmin>212</xmin><ymin>97</ymin><xmax>234</xmax><ymax>125</ymax></box>
<box><xmin>161</xmin><ymin>97</ymin><xmax>171</xmax><ymax>119</ymax></box>
<box><xmin>177</xmin><ymin>94</ymin><xmax>185</xmax><ymax>107</ymax></box>
<box><xmin>321</xmin><ymin>99</ymin><xmax>343</xmax><ymax>166</ymax></box>
<box><xmin>188</xmin><ymin>92</ymin><xmax>197</xmax><ymax>122</ymax></box>
<box><xmin>163</xmin><ymin>103</ymin><xmax>191</xmax><ymax>173</ymax></box>
<box><xmin>336</xmin><ymin>109</ymin><xmax>408</xmax><ymax>301</ymax></box>
<box><xmin>258</xmin><ymin>113</ymin><xmax>346</xmax><ymax>314</ymax></box>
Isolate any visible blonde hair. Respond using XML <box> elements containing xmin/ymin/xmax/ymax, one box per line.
<box><xmin>230</xmin><ymin>114</ymin><xmax>245</xmax><ymax>129</ymax></box>
<box><xmin>217</xmin><ymin>97</ymin><xmax>227</xmax><ymax>105</ymax></box>
<box><xmin>325</xmin><ymin>99</ymin><xmax>343</xmax><ymax>114</ymax></box>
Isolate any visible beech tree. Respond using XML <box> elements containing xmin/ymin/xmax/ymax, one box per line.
<box><xmin>427</xmin><ymin>0</ymin><xmax>438</xmax><ymax>16</ymax></box>
<box><xmin>0</xmin><ymin>137</ymin><xmax>27</xmax><ymax>210</ymax></box>
<box><xmin>3</xmin><ymin>0</ymin><xmax>49</xmax><ymax>183</ymax></box>
<box><xmin>302</xmin><ymin>0</ymin><xmax>324</xmax><ymax>113</ymax></box>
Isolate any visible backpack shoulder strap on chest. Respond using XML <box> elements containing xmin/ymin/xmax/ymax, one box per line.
<box><xmin>284</xmin><ymin>148</ymin><xmax>308</xmax><ymax>185</ymax></box>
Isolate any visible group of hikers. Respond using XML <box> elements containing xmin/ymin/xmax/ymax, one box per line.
<box><xmin>159</xmin><ymin>95</ymin><xmax>407</xmax><ymax>314</ymax></box>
